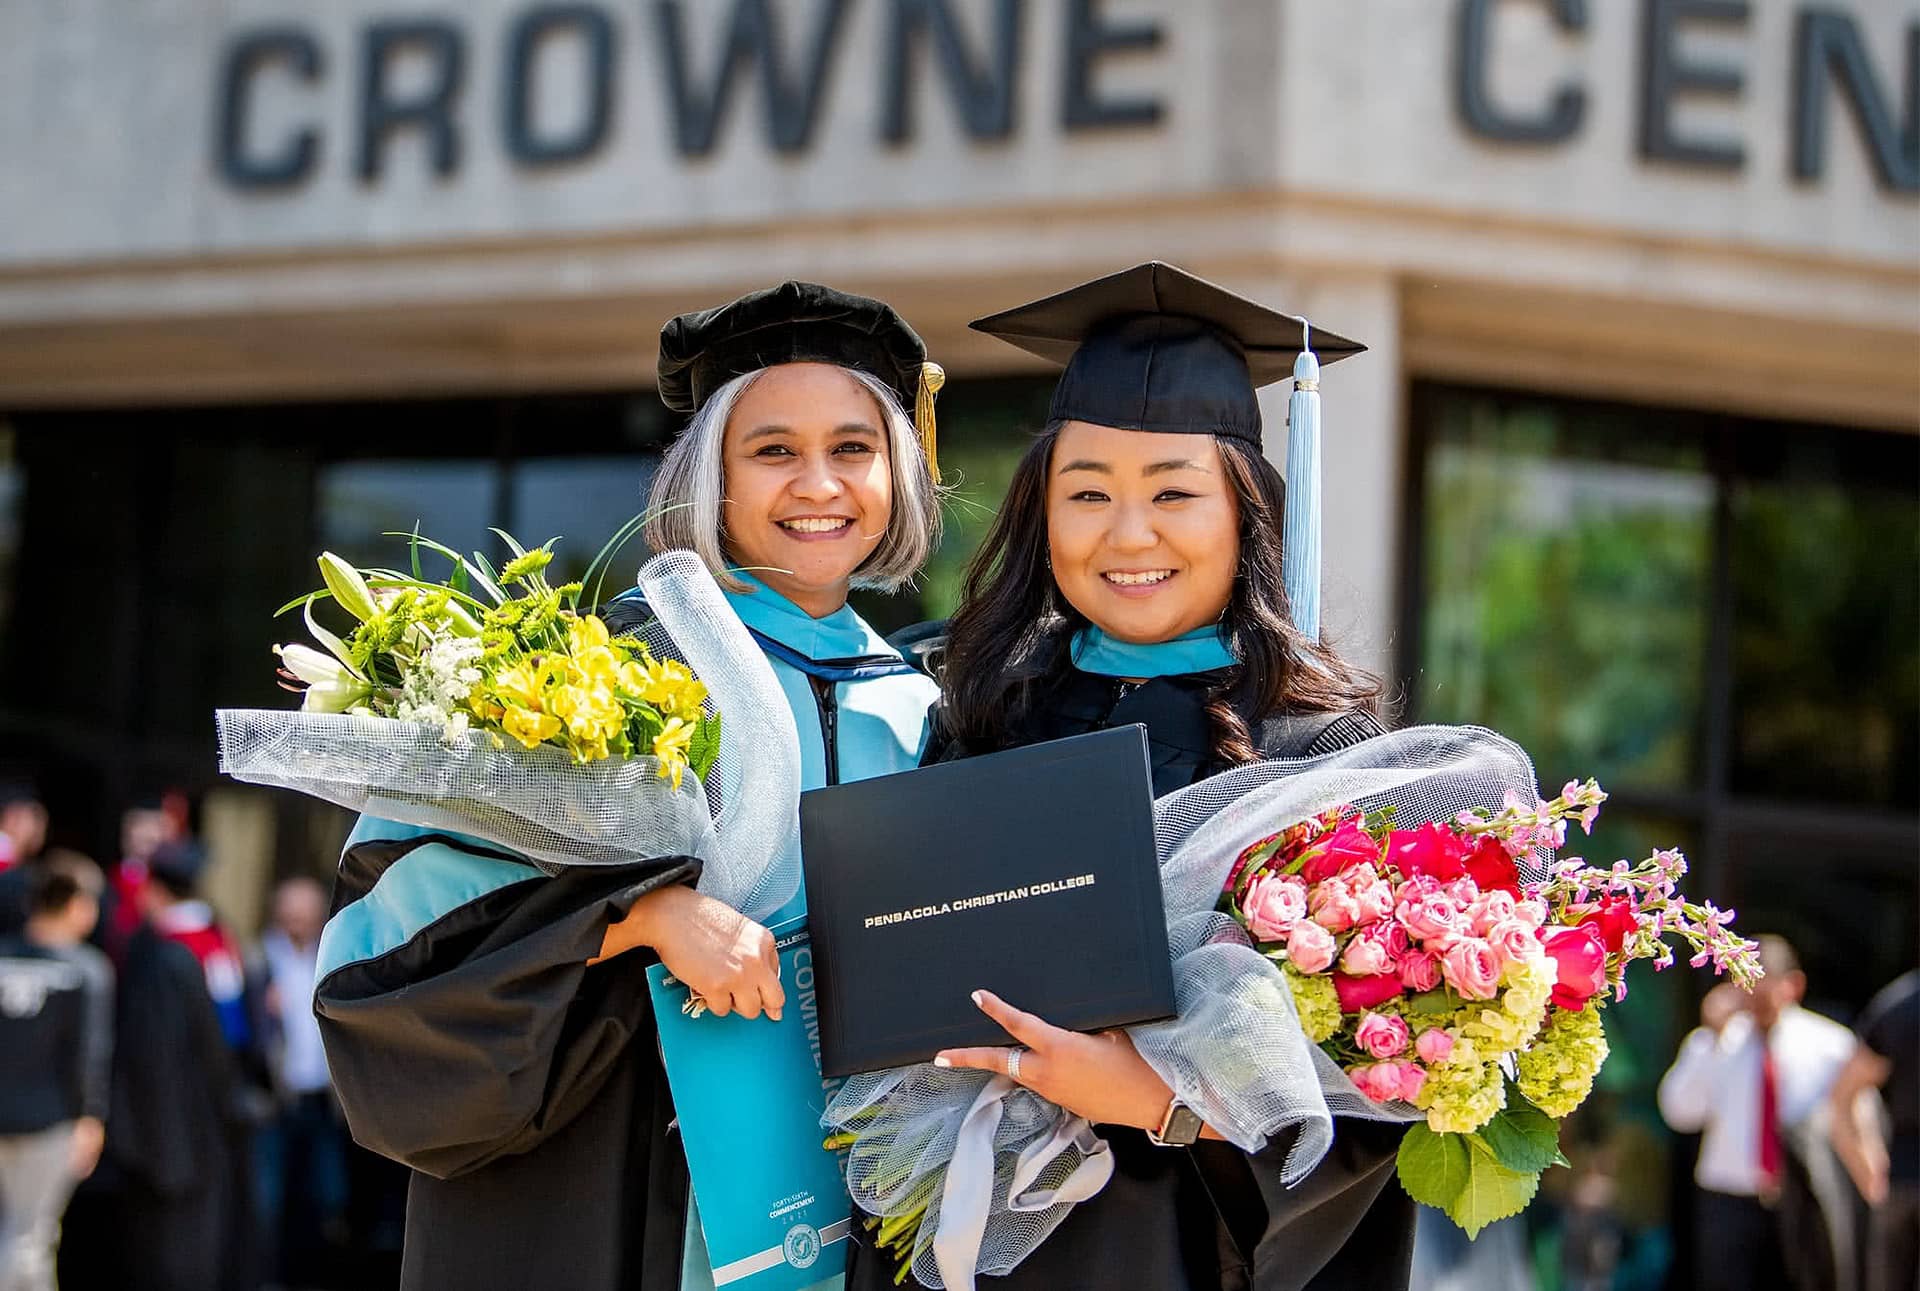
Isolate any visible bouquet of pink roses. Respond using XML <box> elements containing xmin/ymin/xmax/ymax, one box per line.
<box><xmin>1221</xmin><ymin>779</ymin><xmax>1761</xmax><ymax>1235</ymax></box>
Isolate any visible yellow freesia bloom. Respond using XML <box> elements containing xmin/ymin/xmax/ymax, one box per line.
<box><xmin>551</xmin><ymin>682</ymin><xmax>624</xmax><ymax>743</ymax></box>
<box><xmin>502</xmin><ymin>704</ymin><xmax>562</xmax><ymax>749</ymax></box>
<box><xmin>634</xmin><ymin>659</ymin><xmax>708</xmax><ymax>720</ymax></box>
<box><xmin>492</xmin><ymin>660</ymin><xmax>545</xmax><ymax>712</ymax></box>
<box><xmin>567</xmin><ymin>614</ymin><xmax>611</xmax><ymax>656</ymax></box>
<box><xmin>653</xmin><ymin>718</ymin><xmax>695</xmax><ymax>789</ymax></box>
<box><xmin>574</xmin><ymin>644</ymin><xmax>624</xmax><ymax>686</ymax></box>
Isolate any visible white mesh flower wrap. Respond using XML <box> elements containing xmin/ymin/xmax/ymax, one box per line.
<box><xmin>216</xmin><ymin>550</ymin><xmax>803</xmax><ymax>923</ymax></box>
<box><xmin>823</xmin><ymin>725</ymin><xmax>1549</xmax><ymax>1290</ymax></box>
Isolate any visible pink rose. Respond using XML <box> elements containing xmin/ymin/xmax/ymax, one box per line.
<box><xmin>1465</xmin><ymin>890</ymin><xmax>1517</xmax><ymax>936</ymax></box>
<box><xmin>1415</xmin><ymin>1028</ymin><xmax>1455</xmax><ymax>1065</ymax></box>
<box><xmin>1386</xmin><ymin>822</ymin><xmax>1468</xmax><ymax>881</ymax></box>
<box><xmin>1346</xmin><ymin>1063</ymin><xmax>1401</xmax><ymax>1103</ymax></box>
<box><xmin>1350</xmin><ymin>874</ymin><xmax>1397</xmax><ymax>925</ymax></box>
<box><xmin>1286</xmin><ymin>919</ymin><xmax>1337</xmax><ymax>975</ymax></box>
<box><xmin>1395</xmin><ymin>878</ymin><xmax>1464</xmax><ymax>943</ymax></box>
<box><xmin>1514</xmin><ymin>897</ymin><xmax>1549</xmax><ymax>929</ymax></box>
<box><xmin>1310</xmin><ymin>880</ymin><xmax>1362</xmax><ymax>933</ymax></box>
<box><xmin>1354</xmin><ymin>1011</ymin><xmax>1411</xmax><ymax>1059</ymax></box>
<box><xmin>1302</xmin><ymin>819</ymin><xmax>1381</xmax><ymax>884</ymax></box>
<box><xmin>1242</xmin><ymin>873</ymin><xmax>1309</xmax><ymax>943</ymax></box>
<box><xmin>1440</xmin><ymin>937</ymin><xmax>1502</xmax><ymax>1001</ymax></box>
<box><xmin>1334</xmin><ymin>971</ymin><xmax>1407</xmax><ymax>1013</ymax></box>
<box><xmin>1400</xmin><ymin>949</ymin><xmax>1444</xmax><ymax>993</ymax></box>
<box><xmin>1340</xmin><ymin>920</ymin><xmax>1411</xmax><ymax>978</ymax></box>
<box><xmin>1349</xmin><ymin>1061</ymin><xmax>1425</xmax><ymax>1103</ymax></box>
<box><xmin>1542</xmin><ymin>925</ymin><xmax>1607</xmax><ymax>1010</ymax></box>
<box><xmin>1446</xmin><ymin>878</ymin><xmax>1482</xmax><ymax>908</ymax></box>
<box><xmin>1340</xmin><ymin>932</ymin><xmax>1394</xmax><ymax>977</ymax></box>
<box><xmin>1390</xmin><ymin>1060</ymin><xmax>1428</xmax><ymax>1103</ymax></box>
<box><xmin>1486</xmin><ymin>919</ymin><xmax>1544</xmax><ymax>974</ymax></box>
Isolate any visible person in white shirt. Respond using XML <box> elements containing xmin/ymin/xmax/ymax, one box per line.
<box><xmin>258</xmin><ymin>876</ymin><xmax>347</xmax><ymax>1283</ymax></box>
<box><xmin>1659</xmin><ymin>936</ymin><xmax>1856</xmax><ymax>1291</ymax></box>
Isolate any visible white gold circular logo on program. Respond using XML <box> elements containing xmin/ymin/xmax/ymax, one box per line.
<box><xmin>783</xmin><ymin>1222</ymin><xmax>822</xmax><ymax>1270</ymax></box>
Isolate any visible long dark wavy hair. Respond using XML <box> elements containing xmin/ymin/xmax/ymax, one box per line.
<box><xmin>940</xmin><ymin>427</ymin><xmax>1382</xmax><ymax>765</ymax></box>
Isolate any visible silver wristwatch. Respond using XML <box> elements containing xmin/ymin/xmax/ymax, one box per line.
<box><xmin>1147</xmin><ymin>1097</ymin><xmax>1203</xmax><ymax>1148</ymax></box>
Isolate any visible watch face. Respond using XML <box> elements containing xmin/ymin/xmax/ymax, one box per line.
<box><xmin>1167</xmin><ymin>1105</ymin><xmax>1204</xmax><ymax>1144</ymax></box>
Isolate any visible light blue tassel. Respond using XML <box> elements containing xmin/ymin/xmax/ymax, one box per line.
<box><xmin>1282</xmin><ymin>340</ymin><xmax>1322</xmax><ymax>642</ymax></box>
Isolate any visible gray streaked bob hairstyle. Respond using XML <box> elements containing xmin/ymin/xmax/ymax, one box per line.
<box><xmin>644</xmin><ymin>365</ymin><xmax>942</xmax><ymax>593</ymax></box>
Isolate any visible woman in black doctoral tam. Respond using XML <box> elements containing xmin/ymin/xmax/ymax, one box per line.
<box><xmin>310</xmin><ymin>282</ymin><xmax>945</xmax><ymax>1291</ymax></box>
<box><xmin>850</xmin><ymin>263</ymin><xmax>1414</xmax><ymax>1291</ymax></box>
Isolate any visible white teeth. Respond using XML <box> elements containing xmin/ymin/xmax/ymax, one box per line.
<box><xmin>779</xmin><ymin>518</ymin><xmax>851</xmax><ymax>533</ymax></box>
<box><xmin>1104</xmin><ymin>570</ymin><xmax>1174</xmax><ymax>586</ymax></box>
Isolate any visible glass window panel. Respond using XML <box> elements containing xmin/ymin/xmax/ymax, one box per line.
<box><xmin>1415</xmin><ymin>389</ymin><xmax>1714</xmax><ymax>793</ymax></box>
<box><xmin>1728</xmin><ymin>427</ymin><xmax>1919</xmax><ymax>809</ymax></box>
<box><xmin>507</xmin><ymin>456</ymin><xmax>659</xmax><ymax>596</ymax></box>
<box><xmin>316</xmin><ymin>460</ymin><xmax>502</xmax><ymax>574</ymax></box>
<box><xmin>850</xmin><ymin>376</ymin><xmax>1056</xmax><ymax>634</ymax></box>
<box><xmin>1719</xmin><ymin>813</ymin><xmax>1917</xmax><ymax>1020</ymax></box>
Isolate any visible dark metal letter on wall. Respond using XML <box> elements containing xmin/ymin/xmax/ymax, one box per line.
<box><xmin>882</xmin><ymin>0</ymin><xmax>1022</xmax><ymax>143</ymax></box>
<box><xmin>1061</xmin><ymin>0</ymin><xmax>1164</xmax><ymax>130</ymax></box>
<box><xmin>654</xmin><ymin>0</ymin><xmax>851</xmax><ymax>156</ymax></box>
<box><xmin>1791</xmin><ymin>10</ymin><xmax>1919</xmax><ymax>193</ymax></box>
<box><xmin>504</xmin><ymin>5</ymin><xmax>617</xmax><ymax>167</ymax></box>
<box><xmin>357</xmin><ymin>20</ymin><xmax>467</xmax><ymax>181</ymax></box>
<box><xmin>1454</xmin><ymin>0</ymin><xmax>1588</xmax><ymax>144</ymax></box>
<box><xmin>1637</xmin><ymin>0</ymin><xmax>1750</xmax><ymax>170</ymax></box>
<box><xmin>216</xmin><ymin>28</ymin><xmax>324</xmax><ymax>189</ymax></box>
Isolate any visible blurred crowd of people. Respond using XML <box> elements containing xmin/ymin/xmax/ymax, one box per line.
<box><xmin>0</xmin><ymin>783</ymin><xmax>404</xmax><ymax>1291</ymax></box>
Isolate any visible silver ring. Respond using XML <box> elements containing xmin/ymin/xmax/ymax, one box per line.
<box><xmin>1006</xmin><ymin>1048</ymin><xmax>1024</xmax><ymax>1081</ymax></box>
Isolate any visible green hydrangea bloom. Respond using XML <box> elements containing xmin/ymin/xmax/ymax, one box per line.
<box><xmin>1515</xmin><ymin>1003</ymin><xmax>1610</xmax><ymax>1118</ymax></box>
<box><xmin>1283</xmin><ymin>964</ymin><xmax>1343</xmax><ymax>1044</ymax></box>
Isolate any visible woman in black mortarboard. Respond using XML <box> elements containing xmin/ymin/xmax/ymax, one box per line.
<box><xmin>311</xmin><ymin>283</ymin><xmax>945</xmax><ymax>1291</ymax></box>
<box><xmin>866</xmin><ymin>264</ymin><xmax>1413</xmax><ymax>1291</ymax></box>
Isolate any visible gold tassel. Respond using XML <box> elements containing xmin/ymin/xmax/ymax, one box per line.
<box><xmin>915</xmin><ymin>361</ymin><xmax>945</xmax><ymax>483</ymax></box>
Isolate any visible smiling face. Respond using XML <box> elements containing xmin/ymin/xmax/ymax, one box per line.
<box><xmin>1045</xmin><ymin>420</ymin><xmax>1242</xmax><ymax>644</ymax></box>
<box><xmin>720</xmin><ymin>363</ymin><xmax>894</xmax><ymax>618</ymax></box>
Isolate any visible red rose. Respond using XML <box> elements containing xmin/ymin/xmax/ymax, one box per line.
<box><xmin>1576</xmin><ymin>896</ymin><xmax>1639</xmax><ymax>954</ymax></box>
<box><xmin>1542</xmin><ymin>925</ymin><xmax>1607</xmax><ymax>1011</ymax></box>
<box><xmin>1463</xmin><ymin>835</ymin><xmax>1521</xmax><ymax>897</ymax></box>
<box><xmin>1301</xmin><ymin>818</ymin><xmax>1380</xmax><ymax>884</ymax></box>
<box><xmin>1334</xmin><ymin>971</ymin><xmax>1407</xmax><ymax>1013</ymax></box>
<box><xmin>1386</xmin><ymin>823</ymin><xmax>1468</xmax><ymax>882</ymax></box>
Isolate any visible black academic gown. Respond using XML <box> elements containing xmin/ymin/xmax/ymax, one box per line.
<box><xmin>312</xmin><ymin>838</ymin><xmax>699</xmax><ymax>1291</ymax></box>
<box><xmin>847</xmin><ymin>665</ymin><xmax>1414</xmax><ymax>1291</ymax></box>
<box><xmin>79</xmin><ymin>922</ymin><xmax>249</xmax><ymax>1291</ymax></box>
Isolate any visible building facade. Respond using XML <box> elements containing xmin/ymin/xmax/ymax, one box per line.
<box><xmin>2</xmin><ymin>2</ymin><xmax>1914</xmax><ymax>1283</ymax></box>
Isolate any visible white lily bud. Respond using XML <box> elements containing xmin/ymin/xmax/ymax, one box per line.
<box><xmin>318</xmin><ymin>552</ymin><xmax>379</xmax><ymax>623</ymax></box>
<box><xmin>301</xmin><ymin>675</ymin><xmax>372</xmax><ymax>714</ymax></box>
<box><xmin>275</xmin><ymin>643</ymin><xmax>353</xmax><ymax>686</ymax></box>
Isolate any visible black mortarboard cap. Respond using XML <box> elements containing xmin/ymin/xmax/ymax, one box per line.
<box><xmin>657</xmin><ymin>281</ymin><xmax>929</xmax><ymax>416</ymax></box>
<box><xmin>967</xmin><ymin>261</ymin><xmax>1364</xmax><ymax>448</ymax></box>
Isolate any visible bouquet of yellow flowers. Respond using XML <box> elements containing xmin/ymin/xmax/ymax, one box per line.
<box><xmin>276</xmin><ymin>531</ymin><xmax>718</xmax><ymax>787</ymax></box>
<box><xmin>219</xmin><ymin>532</ymin><xmax>800</xmax><ymax>909</ymax></box>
